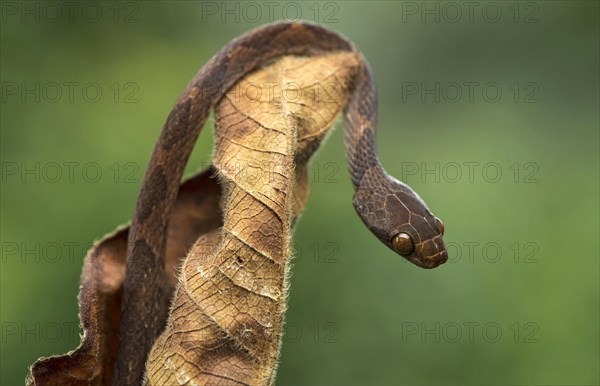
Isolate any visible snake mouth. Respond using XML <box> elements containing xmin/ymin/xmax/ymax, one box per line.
<box><xmin>407</xmin><ymin>249</ymin><xmax>448</xmax><ymax>269</ymax></box>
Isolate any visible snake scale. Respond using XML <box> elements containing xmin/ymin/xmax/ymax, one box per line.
<box><xmin>115</xmin><ymin>21</ymin><xmax>448</xmax><ymax>385</ymax></box>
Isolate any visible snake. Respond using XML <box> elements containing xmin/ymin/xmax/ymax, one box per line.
<box><xmin>114</xmin><ymin>21</ymin><xmax>448</xmax><ymax>385</ymax></box>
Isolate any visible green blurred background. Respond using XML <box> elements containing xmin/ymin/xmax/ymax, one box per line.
<box><xmin>1</xmin><ymin>1</ymin><xmax>598</xmax><ymax>385</ymax></box>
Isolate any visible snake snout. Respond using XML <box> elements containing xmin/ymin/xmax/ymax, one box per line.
<box><xmin>417</xmin><ymin>236</ymin><xmax>448</xmax><ymax>269</ymax></box>
<box><xmin>436</xmin><ymin>249</ymin><xmax>449</xmax><ymax>265</ymax></box>
<box><xmin>420</xmin><ymin>250</ymin><xmax>447</xmax><ymax>269</ymax></box>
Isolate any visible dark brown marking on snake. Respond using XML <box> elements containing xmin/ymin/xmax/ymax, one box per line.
<box><xmin>161</xmin><ymin>98</ymin><xmax>193</xmax><ymax>151</ymax></box>
<box><xmin>114</xmin><ymin>21</ymin><xmax>447</xmax><ymax>385</ymax></box>
<box><xmin>137</xmin><ymin>168</ymin><xmax>168</xmax><ymax>224</ymax></box>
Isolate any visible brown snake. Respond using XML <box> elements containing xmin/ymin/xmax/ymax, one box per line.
<box><xmin>115</xmin><ymin>21</ymin><xmax>448</xmax><ymax>385</ymax></box>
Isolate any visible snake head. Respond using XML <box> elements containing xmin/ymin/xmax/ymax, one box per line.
<box><xmin>388</xmin><ymin>209</ymin><xmax>447</xmax><ymax>269</ymax></box>
<box><xmin>353</xmin><ymin>172</ymin><xmax>448</xmax><ymax>269</ymax></box>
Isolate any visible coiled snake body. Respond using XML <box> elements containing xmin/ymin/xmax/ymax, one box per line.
<box><xmin>116</xmin><ymin>21</ymin><xmax>448</xmax><ymax>385</ymax></box>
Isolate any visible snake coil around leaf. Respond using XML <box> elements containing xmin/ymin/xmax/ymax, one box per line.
<box><xmin>115</xmin><ymin>21</ymin><xmax>448</xmax><ymax>385</ymax></box>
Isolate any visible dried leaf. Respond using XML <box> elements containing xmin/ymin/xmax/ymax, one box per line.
<box><xmin>27</xmin><ymin>168</ymin><xmax>223</xmax><ymax>386</ymax></box>
<box><xmin>144</xmin><ymin>53</ymin><xmax>360</xmax><ymax>385</ymax></box>
<box><xmin>27</xmin><ymin>51</ymin><xmax>361</xmax><ymax>386</ymax></box>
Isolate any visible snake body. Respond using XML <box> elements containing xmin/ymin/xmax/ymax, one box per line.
<box><xmin>115</xmin><ymin>21</ymin><xmax>447</xmax><ymax>385</ymax></box>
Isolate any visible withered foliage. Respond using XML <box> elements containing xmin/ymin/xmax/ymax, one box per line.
<box><xmin>27</xmin><ymin>53</ymin><xmax>360</xmax><ymax>386</ymax></box>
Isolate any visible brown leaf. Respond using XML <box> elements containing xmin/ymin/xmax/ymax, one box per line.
<box><xmin>27</xmin><ymin>168</ymin><xmax>223</xmax><ymax>386</ymax></box>
<box><xmin>144</xmin><ymin>53</ymin><xmax>360</xmax><ymax>385</ymax></box>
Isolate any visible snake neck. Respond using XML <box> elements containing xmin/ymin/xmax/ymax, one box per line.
<box><xmin>345</xmin><ymin>126</ymin><xmax>383</xmax><ymax>190</ymax></box>
<box><xmin>342</xmin><ymin>56</ymin><xmax>382</xmax><ymax>191</ymax></box>
<box><xmin>351</xmin><ymin>162</ymin><xmax>393</xmax><ymax>242</ymax></box>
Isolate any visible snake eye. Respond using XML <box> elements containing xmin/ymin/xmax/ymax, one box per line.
<box><xmin>435</xmin><ymin>218</ymin><xmax>445</xmax><ymax>235</ymax></box>
<box><xmin>392</xmin><ymin>233</ymin><xmax>414</xmax><ymax>256</ymax></box>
